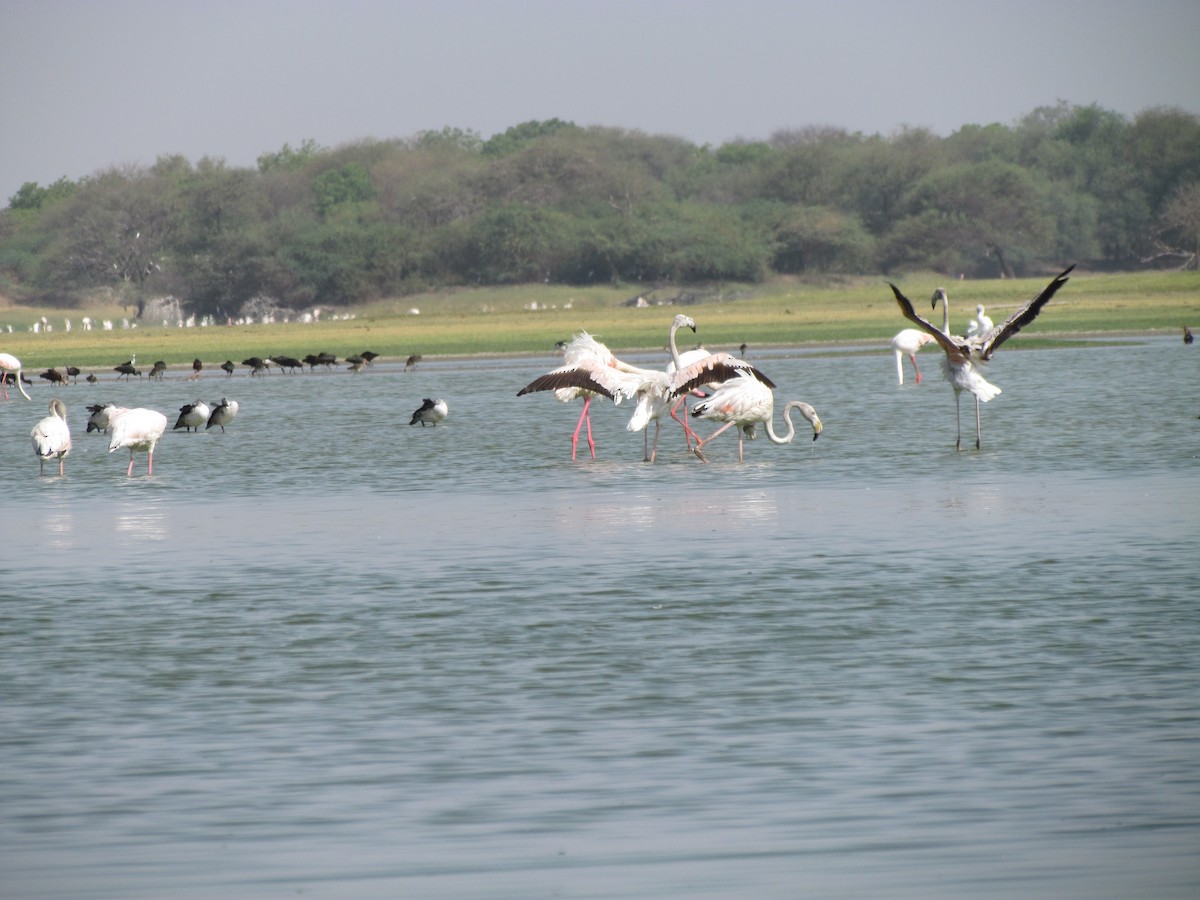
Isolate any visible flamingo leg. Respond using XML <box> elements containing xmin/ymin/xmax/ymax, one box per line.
<box><xmin>148</xmin><ymin>448</ymin><xmax>155</xmax><ymax>475</ymax></box>
<box><xmin>974</xmin><ymin>397</ymin><xmax>982</xmax><ymax>450</ymax></box>
<box><xmin>59</xmin><ymin>457</ymin><xmax>65</xmax><ymax>477</ymax></box>
<box><xmin>911</xmin><ymin>355</ymin><xmax>923</xmax><ymax>384</ymax></box>
<box><xmin>670</xmin><ymin>396</ymin><xmax>699</xmax><ymax>449</ymax></box>
<box><xmin>569</xmin><ymin>397</ymin><xmax>593</xmax><ymax>461</ymax></box>
<box><xmin>954</xmin><ymin>391</ymin><xmax>963</xmax><ymax>451</ymax></box>
<box><xmin>126</xmin><ymin>450</ymin><xmax>135</xmax><ymax>476</ymax></box>
<box><xmin>693</xmin><ymin>420</ymin><xmax>737</xmax><ymax>463</ymax></box>
<box><xmin>648</xmin><ymin>420</ymin><xmax>662</xmax><ymax>463</ymax></box>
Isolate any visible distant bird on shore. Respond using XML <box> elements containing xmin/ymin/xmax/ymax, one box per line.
<box><xmin>190</xmin><ymin>358</ymin><xmax>203</xmax><ymax>379</ymax></box>
<box><xmin>206</xmin><ymin>398</ymin><xmax>239</xmax><ymax>432</ymax></box>
<box><xmin>410</xmin><ymin>397</ymin><xmax>448</xmax><ymax>426</ymax></box>
<box><xmin>31</xmin><ymin>398</ymin><xmax>71</xmax><ymax>476</ymax></box>
<box><xmin>966</xmin><ymin>304</ymin><xmax>994</xmax><ymax>337</ymax></box>
<box><xmin>221</xmin><ymin>360</ymin><xmax>236</xmax><ymax>377</ymax></box>
<box><xmin>149</xmin><ymin>361</ymin><xmax>167</xmax><ymax>381</ymax></box>
<box><xmin>1</xmin><ymin>352</ymin><xmax>32</xmax><ymax>400</ymax></box>
<box><xmin>1185</xmin><ymin>326</ymin><xmax>1194</xmax><ymax>345</ymax></box>
<box><xmin>405</xmin><ymin>354</ymin><xmax>423</xmax><ymax>372</ymax></box>
<box><xmin>890</xmin><ymin>329</ymin><xmax>935</xmax><ymax>385</ymax></box>
<box><xmin>173</xmin><ymin>400</ymin><xmax>212</xmax><ymax>432</ymax></box>
<box><xmin>39</xmin><ymin>368</ymin><xmax>66</xmax><ymax>386</ymax></box>
<box><xmin>889</xmin><ymin>265</ymin><xmax>1074</xmax><ymax>450</ymax></box>
<box><xmin>65</xmin><ymin>366</ymin><xmax>82</xmax><ymax>383</ymax></box>
<box><xmin>108</xmin><ymin>407</ymin><xmax>168</xmax><ymax>476</ymax></box>
<box><xmin>114</xmin><ymin>363</ymin><xmax>141</xmax><ymax>380</ymax></box>
<box><xmin>360</xmin><ymin>351</ymin><xmax>379</xmax><ymax>366</ymax></box>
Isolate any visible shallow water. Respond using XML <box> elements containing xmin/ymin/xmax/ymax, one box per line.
<box><xmin>1</xmin><ymin>338</ymin><xmax>1198</xmax><ymax>897</ymax></box>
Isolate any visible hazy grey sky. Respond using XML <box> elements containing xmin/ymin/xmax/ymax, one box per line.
<box><xmin>3</xmin><ymin>0</ymin><xmax>1198</xmax><ymax>202</ymax></box>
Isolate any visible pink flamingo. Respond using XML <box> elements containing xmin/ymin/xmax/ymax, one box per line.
<box><xmin>1</xmin><ymin>352</ymin><xmax>32</xmax><ymax>400</ymax></box>
<box><xmin>31</xmin><ymin>399</ymin><xmax>71</xmax><ymax>475</ymax></box>
<box><xmin>108</xmin><ymin>408</ymin><xmax>168</xmax><ymax>475</ymax></box>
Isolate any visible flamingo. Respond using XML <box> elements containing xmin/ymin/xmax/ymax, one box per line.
<box><xmin>31</xmin><ymin>399</ymin><xmax>72</xmax><ymax>476</ymax></box>
<box><xmin>108</xmin><ymin>407</ymin><xmax>168</xmax><ymax>476</ymax></box>
<box><xmin>87</xmin><ymin>402</ymin><xmax>127</xmax><ymax>434</ymax></box>
<box><xmin>625</xmin><ymin>314</ymin><xmax>706</xmax><ymax>461</ymax></box>
<box><xmin>684</xmin><ymin>371</ymin><xmax>822</xmax><ymax>463</ymax></box>
<box><xmin>888</xmin><ymin>265</ymin><xmax>1074</xmax><ymax>450</ymax></box>
<box><xmin>517</xmin><ymin>332</ymin><xmax>644</xmax><ymax>460</ymax></box>
<box><xmin>890</xmin><ymin>329</ymin><xmax>935</xmax><ymax>385</ymax></box>
<box><xmin>206</xmin><ymin>398</ymin><xmax>239</xmax><ymax>432</ymax></box>
<box><xmin>967</xmin><ymin>304</ymin><xmax>994</xmax><ymax>337</ymax></box>
<box><xmin>173</xmin><ymin>400</ymin><xmax>211</xmax><ymax>432</ymax></box>
<box><xmin>1</xmin><ymin>352</ymin><xmax>32</xmax><ymax>400</ymax></box>
<box><xmin>410</xmin><ymin>397</ymin><xmax>448</xmax><ymax>426</ymax></box>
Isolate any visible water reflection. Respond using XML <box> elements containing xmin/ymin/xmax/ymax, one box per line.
<box><xmin>114</xmin><ymin>497</ymin><xmax>168</xmax><ymax>541</ymax></box>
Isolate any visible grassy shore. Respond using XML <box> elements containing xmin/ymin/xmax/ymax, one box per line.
<box><xmin>2</xmin><ymin>269</ymin><xmax>1198</xmax><ymax>371</ymax></box>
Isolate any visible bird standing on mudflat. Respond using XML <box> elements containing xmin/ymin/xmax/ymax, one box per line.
<box><xmin>889</xmin><ymin>265</ymin><xmax>1074</xmax><ymax>450</ymax></box>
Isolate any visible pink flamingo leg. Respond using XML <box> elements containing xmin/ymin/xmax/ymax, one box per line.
<box><xmin>126</xmin><ymin>451</ymin><xmax>135</xmax><ymax>477</ymax></box>
<box><xmin>670</xmin><ymin>396</ymin><xmax>701</xmax><ymax>449</ymax></box>
<box><xmin>911</xmin><ymin>355</ymin><xmax>923</xmax><ymax>384</ymax></box>
<box><xmin>570</xmin><ymin>397</ymin><xmax>593</xmax><ymax>460</ymax></box>
<box><xmin>692</xmin><ymin>420</ymin><xmax>737</xmax><ymax>463</ymax></box>
<box><xmin>147</xmin><ymin>448</ymin><xmax>154</xmax><ymax>475</ymax></box>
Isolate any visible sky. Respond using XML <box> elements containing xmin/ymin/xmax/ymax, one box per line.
<box><xmin>3</xmin><ymin>0</ymin><xmax>1199</xmax><ymax>203</ymax></box>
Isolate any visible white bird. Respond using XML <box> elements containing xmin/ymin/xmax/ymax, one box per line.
<box><xmin>86</xmin><ymin>402</ymin><xmax>127</xmax><ymax>434</ymax></box>
<box><xmin>173</xmin><ymin>400</ymin><xmax>211</xmax><ymax>432</ymax></box>
<box><xmin>1</xmin><ymin>351</ymin><xmax>32</xmax><ymax>400</ymax></box>
<box><xmin>966</xmin><ymin>304</ymin><xmax>994</xmax><ymax>337</ymax></box>
<box><xmin>625</xmin><ymin>314</ymin><xmax>708</xmax><ymax>461</ymax></box>
<box><xmin>889</xmin><ymin>265</ymin><xmax>1074</xmax><ymax>450</ymax></box>
<box><xmin>31</xmin><ymin>399</ymin><xmax>71</xmax><ymax>476</ymax></box>
<box><xmin>206</xmin><ymin>398</ymin><xmax>239</xmax><ymax>432</ymax></box>
<box><xmin>517</xmin><ymin>332</ymin><xmax>644</xmax><ymax>460</ymax></box>
<box><xmin>890</xmin><ymin>328</ymin><xmax>935</xmax><ymax>385</ymax></box>
<box><xmin>410</xmin><ymin>397</ymin><xmax>448</xmax><ymax>426</ymax></box>
<box><xmin>108</xmin><ymin>407</ymin><xmax>168</xmax><ymax>476</ymax></box>
<box><xmin>684</xmin><ymin>371</ymin><xmax>822</xmax><ymax>463</ymax></box>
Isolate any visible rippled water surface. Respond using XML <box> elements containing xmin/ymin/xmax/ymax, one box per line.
<box><xmin>1</xmin><ymin>338</ymin><xmax>1198</xmax><ymax>898</ymax></box>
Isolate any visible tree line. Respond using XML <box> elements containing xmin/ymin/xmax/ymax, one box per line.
<box><xmin>2</xmin><ymin>102</ymin><xmax>1198</xmax><ymax>320</ymax></box>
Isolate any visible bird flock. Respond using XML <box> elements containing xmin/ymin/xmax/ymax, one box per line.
<box><xmin>7</xmin><ymin>267</ymin><xmax>1133</xmax><ymax>473</ymax></box>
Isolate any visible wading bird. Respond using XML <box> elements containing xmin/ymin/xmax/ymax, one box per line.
<box><xmin>410</xmin><ymin>398</ymin><xmax>448</xmax><ymax>426</ymax></box>
<box><xmin>31</xmin><ymin>398</ymin><xmax>71</xmax><ymax>476</ymax></box>
<box><xmin>206</xmin><ymin>398</ymin><xmax>239</xmax><ymax>432</ymax></box>
<box><xmin>685</xmin><ymin>372</ymin><xmax>821</xmax><ymax>463</ymax></box>
<box><xmin>888</xmin><ymin>265</ymin><xmax>1075</xmax><ymax>450</ymax></box>
<box><xmin>967</xmin><ymin>304</ymin><xmax>994</xmax><ymax>337</ymax></box>
<box><xmin>87</xmin><ymin>402</ymin><xmax>127</xmax><ymax>434</ymax></box>
<box><xmin>625</xmin><ymin>314</ymin><xmax>706</xmax><ymax>461</ymax></box>
<box><xmin>108</xmin><ymin>407</ymin><xmax>168</xmax><ymax>476</ymax></box>
<box><xmin>1185</xmin><ymin>326</ymin><xmax>1194</xmax><ymax>345</ymax></box>
<box><xmin>890</xmin><ymin>329</ymin><xmax>935</xmax><ymax>385</ymax></box>
<box><xmin>517</xmin><ymin>332</ymin><xmax>644</xmax><ymax>460</ymax></box>
<box><xmin>173</xmin><ymin>400</ymin><xmax>211</xmax><ymax>432</ymax></box>
<box><xmin>1</xmin><ymin>352</ymin><xmax>32</xmax><ymax>399</ymax></box>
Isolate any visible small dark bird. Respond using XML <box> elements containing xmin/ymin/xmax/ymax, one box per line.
<box><xmin>149</xmin><ymin>361</ymin><xmax>167</xmax><ymax>381</ymax></box>
<box><xmin>410</xmin><ymin>398</ymin><xmax>448</xmax><ymax>426</ymax></box>
<box><xmin>39</xmin><ymin>368</ymin><xmax>66</xmax><ymax>385</ymax></box>
<box><xmin>347</xmin><ymin>357</ymin><xmax>367</xmax><ymax>373</ymax></box>
<box><xmin>191</xmin><ymin>358</ymin><xmax>203</xmax><ymax>379</ymax></box>
<box><xmin>242</xmin><ymin>357</ymin><xmax>268</xmax><ymax>376</ymax></box>
<box><xmin>360</xmin><ymin>351</ymin><xmax>379</xmax><ymax>366</ymax></box>
<box><xmin>85</xmin><ymin>373</ymin><xmax>98</xmax><ymax>383</ymax></box>
<box><xmin>1185</xmin><ymin>326</ymin><xmax>1194</xmax><ymax>345</ymax></box>
<box><xmin>221</xmin><ymin>360</ymin><xmax>235</xmax><ymax>377</ymax></box>
<box><xmin>114</xmin><ymin>363</ymin><xmax>141</xmax><ymax>380</ymax></box>
<box><xmin>405</xmin><ymin>354</ymin><xmax>423</xmax><ymax>372</ymax></box>
<box><xmin>273</xmin><ymin>355</ymin><xmax>304</xmax><ymax>373</ymax></box>
<box><xmin>65</xmin><ymin>366</ymin><xmax>81</xmax><ymax>383</ymax></box>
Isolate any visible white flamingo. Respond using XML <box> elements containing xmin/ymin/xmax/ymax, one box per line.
<box><xmin>206</xmin><ymin>398</ymin><xmax>239</xmax><ymax>432</ymax></box>
<box><xmin>1</xmin><ymin>352</ymin><xmax>32</xmax><ymax>400</ymax></box>
<box><xmin>517</xmin><ymin>332</ymin><xmax>644</xmax><ymax>460</ymax></box>
<box><xmin>31</xmin><ymin>399</ymin><xmax>71</xmax><ymax>476</ymax></box>
<box><xmin>173</xmin><ymin>400</ymin><xmax>212</xmax><ymax>432</ymax></box>
<box><xmin>683</xmin><ymin>371</ymin><xmax>822</xmax><ymax>463</ymax></box>
<box><xmin>410</xmin><ymin>398</ymin><xmax>448</xmax><ymax>426</ymax></box>
<box><xmin>890</xmin><ymin>329</ymin><xmax>935</xmax><ymax>385</ymax></box>
<box><xmin>109</xmin><ymin>408</ymin><xmax>168</xmax><ymax>476</ymax></box>
<box><xmin>889</xmin><ymin>265</ymin><xmax>1074</xmax><ymax>450</ymax></box>
<box><xmin>967</xmin><ymin>304</ymin><xmax>994</xmax><ymax>337</ymax></box>
<box><xmin>625</xmin><ymin>314</ymin><xmax>709</xmax><ymax>461</ymax></box>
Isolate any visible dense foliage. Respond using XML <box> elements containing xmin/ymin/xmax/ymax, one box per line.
<box><xmin>3</xmin><ymin>102</ymin><xmax>1199</xmax><ymax>319</ymax></box>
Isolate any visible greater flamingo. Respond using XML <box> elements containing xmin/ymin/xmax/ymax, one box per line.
<box><xmin>889</xmin><ymin>265</ymin><xmax>1074</xmax><ymax>450</ymax></box>
<box><xmin>31</xmin><ymin>399</ymin><xmax>71</xmax><ymax>476</ymax></box>
<box><xmin>967</xmin><ymin>304</ymin><xmax>994</xmax><ymax>337</ymax></box>
<box><xmin>1</xmin><ymin>352</ymin><xmax>32</xmax><ymax>399</ymax></box>
<box><xmin>173</xmin><ymin>400</ymin><xmax>212</xmax><ymax>432</ymax></box>
<box><xmin>206</xmin><ymin>398</ymin><xmax>239</xmax><ymax>432</ymax></box>
<box><xmin>517</xmin><ymin>332</ymin><xmax>644</xmax><ymax>460</ymax></box>
<box><xmin>410</xmin><ymin>397</ymin><xmax>448</xmax><ymax>426</ymax></box>
<box><xmin>625</xmin><ymin>314</ymin><xmax>708</xmax><ymax>461</ymax></box>
<box><xmin>890</xmin><ymin>329</ymin><xmax>935</xmax><ymax>385</ymax></box>
<box><xmin>683</xmin><ymin>371</ymin><xmax>822</xmax><ymax>463</ymax></box>
<box><xmin>108</xmin><ymin>407</ymin><xmax>168</xmax><ymax>476</ymax></box>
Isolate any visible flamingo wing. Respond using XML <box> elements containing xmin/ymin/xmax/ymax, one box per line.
<box><xmin>976</xmin><ymin>265</ymin><xmax>1074</xmax><ymax>359</ymax></box>
<box><xmin>888</xmin><ymin>282</ymin><xmax>969</xmax><ymax>362</ymax></box>
<box><xmin>668</xmin><ymin>353</ymin><xmax>775</xmax><ymax>399</ymax></box>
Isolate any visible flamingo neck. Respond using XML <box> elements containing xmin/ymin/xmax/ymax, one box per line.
<box><xmin>764</xmin><ymin>402</ymin><xmax>793</xmax><ymax>445</ymax></box>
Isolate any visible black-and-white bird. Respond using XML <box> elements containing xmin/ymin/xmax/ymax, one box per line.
<box><xmin>174</xmin><ymin>400</ymin><xmax>212</xmax><ymax>432</ymax></box>
<box><xmin>410</xmin><ymin>398</ymin><xmax>448</xmax><ymax>426</ymax></box>
<box><xmin>206</xmin><ymin>398</ymin><xmax>239</xmax><ymax>432</ymax></box>
<box><xmin>888</xmin><ymin>265</ymin><xmax>1075</xmax><ymax>450</ymax></box>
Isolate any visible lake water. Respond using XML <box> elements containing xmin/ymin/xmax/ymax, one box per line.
<box><xmin>1</xmin><ymin>336</ymin><xmax>1197</xmax><ymax>898</ymax></box>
